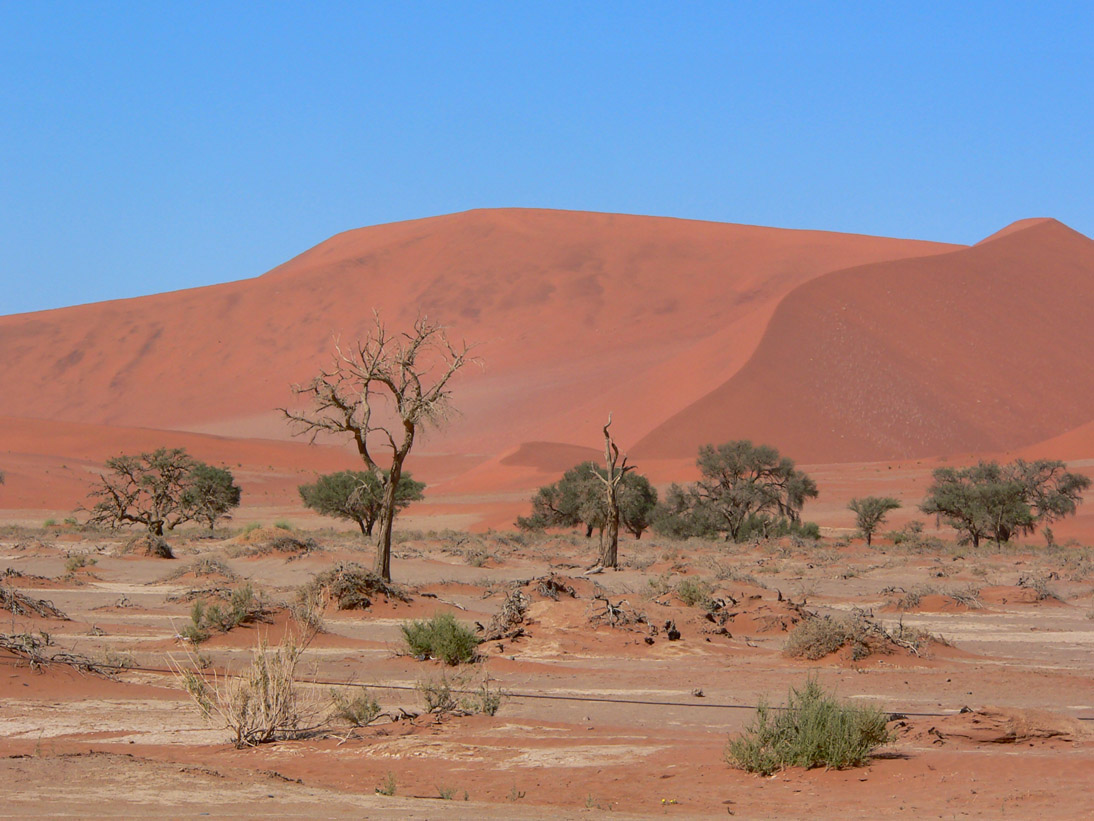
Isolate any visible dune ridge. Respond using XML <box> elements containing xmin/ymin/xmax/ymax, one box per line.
<box><xmin>3</xmin><ymin>209</ymin><xmax>1093</xmax><ymax>529</ymax></box>
<box><xmin>634</xmin><ymin>218</ymin><xmax>1094</xmax><ymax>463</ymax></box>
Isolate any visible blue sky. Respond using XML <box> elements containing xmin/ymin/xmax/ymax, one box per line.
<box><xmin>2</xmin><ymin>2</ymin><xmax>1092</xmax><ymax>314</ymax></box>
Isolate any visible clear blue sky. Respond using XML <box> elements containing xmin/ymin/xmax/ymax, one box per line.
<box><xmin>2</xmin><ymin>2</ymin><xmax>1092</xmax><ymax>314</ymax></box>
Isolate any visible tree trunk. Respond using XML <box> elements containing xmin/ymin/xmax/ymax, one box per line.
<box><xmin>599</xmin><ymin>501</ymin><xmax>619</xmax><ymax>568</ymax></box>
<box><xmin>356</xmin><ymin>518</ymin><xmax>367</xmax><ymax>535</ymax></box>
<box><xmin>865</xmin><ymin>530</ymin><xmax>873</xmax><ymax>546</ymax></box>
<box><xmin>374</xmin><ymin>458</ymin><xmax>405</xmax><ymax>582</ymax></box>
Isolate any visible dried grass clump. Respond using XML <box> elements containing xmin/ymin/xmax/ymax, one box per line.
<box><xmin>304</xmin><ymin>562</ymin><xmax>409</xmax><ymax>610</ymax></box>
<box><xmin>159</xmin><ymin>557</ymin><xmax>238</xmax><ymax>582</ymax></box>
<box><xmin>785</xmin><ymin>610</ymin><xmax>944</xmax><ymax>660</ymax></box>
<box><xmin>176</xmin><ymin>632</ymin><xmax>321</xmax><ymax>747</ymax></box>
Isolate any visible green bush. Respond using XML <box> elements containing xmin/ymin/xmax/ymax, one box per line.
<box><xmin>726</xmin><ymin>677</ymin><xmax>892</xmax><ymax>775</ymax></box>
<box><xmin>402</xmin><ymin>612</ymin><xmax>480</xmax><ymax>665</ymax></box>
<box><xmin>182</xmin><ymin>583</ymin><xmax>267</xmax><ymax>643</ymax></box>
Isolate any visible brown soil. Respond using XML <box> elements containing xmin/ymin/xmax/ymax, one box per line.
<box><xmin>2</xmin><ymin>528</ymin><xmax>1092</xmax><ymax>818</ymax></box>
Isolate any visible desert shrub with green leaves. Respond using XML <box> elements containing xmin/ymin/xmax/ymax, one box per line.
<box><xmin>182</xmin><ymin>583</ymin><xmax>268</xmax><ymax>643</ymax></box>
<box><xmin>402</xmin><ymin>611</ymin><xmax>480</xmax><ymax>665</ymax></box>
<box><xmin>726</xmin><ymin>677</ymin><xmax>892</xmax><ymax>775</ymax></box>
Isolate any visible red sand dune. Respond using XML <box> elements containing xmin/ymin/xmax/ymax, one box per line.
<box><xmin>2</xmin><ymin>208</ymin><xmax>1093</xmax><ymax>531</ymax></box>
<box><xmin>0</xmin><ymin>209</ymin><xmax>957</xmax><ymax>451</ymax></box>
<box><xmin>634</xmin><ymin>218</ymin><xmax>1094</xmax><ymax>463</ymax></box>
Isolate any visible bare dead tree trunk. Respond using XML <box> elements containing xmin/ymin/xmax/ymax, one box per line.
<box><xmin>592</xmin><ymin>415</ymin><xmax>634</xmax><ymax>570</ymax></box>
<box><xmin>374</xmin><ymin>441</ymin><xmax>410</xmax><ymax>581</ymax></box>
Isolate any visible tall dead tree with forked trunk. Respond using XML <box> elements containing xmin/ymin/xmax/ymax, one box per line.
<box><xmin>591</xmin><ymin>415</ymin><xmax>635</xmax><ymax>569</ymax></box>
<box><xmin>281</xmin><ymin>315</ymin><xmax>473</xmax><ymax>581</ymax></box>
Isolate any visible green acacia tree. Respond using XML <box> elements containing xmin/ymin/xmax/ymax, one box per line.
<box><xmin>655</xmin><ymin>441</ymin><xmax>817</xmax><ymax>542</ymax></box>
<box><xmin>921</xmin><ymin>459</ymin><xmax>1090</xmax><ymax>547</ymax></box>
<box><xmin>848</xmin><ymin>496</ymin><xmax>901</xmax><ymax>546</ymax></box>
<box><xmin>183</xmin><ymin>463</ymin><xmax>242</xmax><ymax>533</ymax></box>
<box><xmin>516</xmin><ymin>461</ymin><xmax>658</xmax><ymax>542</ymax></box>
<box><xmin>299</xmin><ymin>470</ymin><xmax>425</xmax><ymax>535</ymax></box>
<box><xmin>84</xmin><ymin>448</ymin><xmax>241</xmax><ymax>536</ymax></box>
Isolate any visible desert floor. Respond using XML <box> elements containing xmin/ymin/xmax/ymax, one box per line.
<box><xmin>1</xmin><ymin>524</ymin><xmax>1092</xmax><ymax>819</ymax></box>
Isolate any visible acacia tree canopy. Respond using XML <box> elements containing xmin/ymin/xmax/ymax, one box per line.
<box><xmin>921</xmin><ymin>459</ymin><xmax>1090</xmax><ymax>547</ymax></box>
<box><xmin>653</xmin><ymin>441</ymin><xmax>818</xmax><ymax>542</ymax></box>
<box><xmin>84</xmin><ymin>448</ymin><xmax>241</xmax><ymax>535</ymax></box>
<box><xmin>183</xmin><ymin>463</ymin><xmax>242</xmax><ymax>532</ymax></box>
<box><xmin>516</xmin><ymin>461</ymin><xmax>658</xmax><ymax>540</ymax></box>
<box><xmin>848</xmin><ymin>496</ymin><xmax>901</xmax><ymax>545</ymax></box>
<box><xmin>299</xmin><ymin>470</ymin><xmax>425</xmax><ymax>535</ymax></box>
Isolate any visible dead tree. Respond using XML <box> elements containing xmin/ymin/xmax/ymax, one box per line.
<box><xmin>590</xmin><ymin>415</ymin><xmax>635</xmax><ymax>569</ymax></box>
<box><xmin>281</xmin><ymin>315</ymin><xmax>473</xmax><ymax>581</ymax></box>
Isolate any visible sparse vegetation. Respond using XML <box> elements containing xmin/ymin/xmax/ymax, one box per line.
<box><xmin>64</xmin><ymin>554</ymin><xmax>96</xmax><ymax>573</ymax></box>
<box><xmin>784</xmin><ymin>609</ymin><xmax>936</xmax><ymax>660</ymax></box>
<box><xmin>673</xmin><ymin>576</ymin><xmax>714</xmax><ymax>608</ymax></box>
<box><xmin>726</xmin><ymin>677</ymin><xmax>892</xmax><ymax>775</ymax></box>
<box><xmin>304</xmin><ymin>562</ymin><xmax>409</xmax><ymax>610</ymax></box>
<box><xmin>181</xmin><ymin>583</ymin><xmax>268</xmax><ymax>643</ymax></box>
<box><xmin>402</xmin><ymin>612</ymin><xmax>480</xmax><ymax>665</ymax></box>
<box><xmin>329</xmin><ymin>686</ymin><xmax>381</xmax><ymax>726</ymax></box>
<box><xmin>176</xmin><ymin>632</ymin><xmax>319</xmax><ymax>747</ymax></box>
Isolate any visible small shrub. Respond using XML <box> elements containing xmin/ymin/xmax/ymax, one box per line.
<box><xmin>182</xmin><ymin>583</ymin><xmax>268</xmax><ymax>642</ymax></box>
<box><xmin>417</xmin><ymin>672</ymin><xmax>461</xmax><ymax>714</ymax></box>
<box><xmin>375</xmin><ymin>772</ymin><xmax>397</xmax><ymax>796</ymax></box>
<box><xmin>460</xmin><ymin>671</ymin><xmax>505</xmax><ymax>716</ymax></box>
<box><xmin>674</xmin><ymin>577</ymin><xmax>714</xmax><ymax>608</ymax></box>
<box><xmin>1018</xmin><ymin>573</ymin><xmax>1063</xmax><ymax>602</ymax></box>
<box><xmin>726</xmin><ymin>677</ymin><xmax>892</xmax><ymax>775</ymax></box>
<box><xmin>330</xmin><ymin>687</ymin><xmax>381</xmax><ymax>727</ymax></box>
<box><xmin>273</xmin><ymin>520</ymin><xmax>293</xmax><ymax>531</ymax></box>
<box><xmin>64</xmin><ymin>554</ymin><xmax>97</xmax><ymax>573</ymax></box>
<box><xmin>784</xmin><ymin>611</ymin><xmax>894</xmax><ymax>661</ymax></box>
<box><xmin>402</xmin><ymin>612</ymin><xmax>480</xmax><ymax>665</ymax></box>
<box><xmin>124</xmin><ymin>534</ymin><xmax>175</xmax><ymax>558</ymax></box>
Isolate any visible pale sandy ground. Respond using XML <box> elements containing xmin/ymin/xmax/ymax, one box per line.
<box><xmin>2</xmin><ymin>526</ymin><xmax>1092</xmax><ymax>819</ymax></box>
